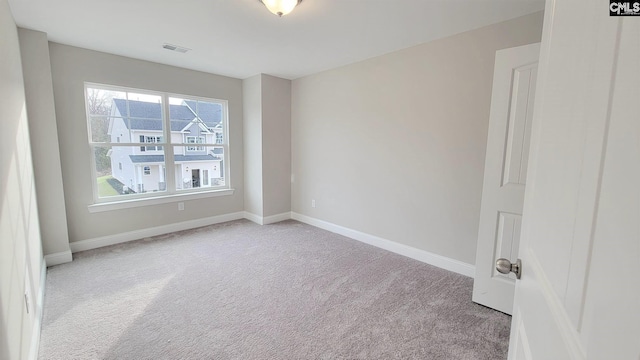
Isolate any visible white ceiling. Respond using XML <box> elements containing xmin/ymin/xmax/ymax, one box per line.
<box><xmin>8</xmin><ymin>0</ymin><xmax>544</xmax><ymax>80</ymax></box>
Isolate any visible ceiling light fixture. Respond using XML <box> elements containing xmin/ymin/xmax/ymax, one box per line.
<box><xmin>259</xmin><ymin>0</ymin><xmax>302</xmax><ymax>17</ymax></box>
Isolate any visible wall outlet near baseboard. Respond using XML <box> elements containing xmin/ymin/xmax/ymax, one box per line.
<box><xmin>311</xmin><ymin>199</ymin><xmax>316</xmax><ymax>208</ymax></box>
<box><xmin>178</xmin><ymin>202</ymin><xmax>184</xmax><ymax>211</ymax></box>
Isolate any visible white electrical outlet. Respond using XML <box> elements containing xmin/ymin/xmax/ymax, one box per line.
<box><xmin>311</xmin><ymin>199</ymin><xmax>316</xmax><ymax>208</ymax></box>
<box><xmin>178</xmin><ymin>202</ymin><xmax>184</xmax><ymax>211</ymax></box>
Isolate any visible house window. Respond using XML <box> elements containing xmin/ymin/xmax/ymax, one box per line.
<box><xmin>140</xmin><ymin>136</ymin><xmax>163</xmax><ymax>151</ymax></box>
<box><xmin>85</xmin><ymin>83</ymin><xmax>230</xmax><ymax>203</ymax></box>
<box><xmin>185</xmin><ymin>136</ymin><xmax>205</xmax><ymax>151</ymax></box>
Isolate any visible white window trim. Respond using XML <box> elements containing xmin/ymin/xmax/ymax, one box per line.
<box><xmin>85</xmin><ymin>82</ymin><xmax>231</xmax><ymax>207</ymax></box>
<box><xmin>88</xmin><ymin>189</ymin><xmax>235</xmax><ymax>213</ymax></box>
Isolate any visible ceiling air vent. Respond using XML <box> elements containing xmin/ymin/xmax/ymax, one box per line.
<box><xmin>162</xmin><ymin>43</ymin><xmax>190</xmax><ymax>53</ymax></box>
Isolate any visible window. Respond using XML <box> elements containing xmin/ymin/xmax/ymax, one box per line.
<box><xmin>202</xmin><ymin>169</ymin><xmax>209</xmax><ymax>186</ymax></box>
<box><xmin>186</xmin><ymin>136</ymin><xmax>205</xmax><ymax>151</ymax></box>
<box><xmin>85</xmin><ymin>83</ymin><xmax>230</xmax><ymax>204</ymax></box>
<box><xmin>140</xmin><ymin>136</ymin><xmax>163</xmax><ymax>151</ymax></box>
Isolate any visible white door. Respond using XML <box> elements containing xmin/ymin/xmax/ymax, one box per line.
<box><xmin>472</xmin><ymin>43</ymin><xmax>539</xmax><ymax>315</ymax></box>
<box><xmin>507</xmin><ymin>1</ymin><xmax>640</xmax><ymax>358</ymax></box>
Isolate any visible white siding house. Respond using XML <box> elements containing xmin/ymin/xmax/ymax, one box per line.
<box><xmin>107</xmin><ymin>99</ymin><xmax>223</xmax><ymax>193</ymax></box>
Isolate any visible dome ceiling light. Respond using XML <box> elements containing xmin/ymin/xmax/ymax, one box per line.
<box><xmin>259</xmin><ymin>0</ymin><xmax>302</xmax><ymax>17</ymax></box>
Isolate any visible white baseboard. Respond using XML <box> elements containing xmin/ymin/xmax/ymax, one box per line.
<box><xmin>65</xmin><ymin>209</ymin><xmax>474</xmax><ymax>278</ymax></box>
<box><xmin>70</xmin><ymin>211</ymin><xmax>245</xmax><ymax>253</ymax></box>
<box><xmin>262</xmin><ymin>212</ymin><xmax>292</xmax><ymax>224</ymax></box>
<box><xmin>44</xmin><ymin>250</ymin><xmax>72</xmax><ymax>267</ymax></box>
<box><xmin>243</xmin><ymin>211</ymin><xmax>292</xmax><ymax>225</ymax></box>
<box><xmin>291</xmin><ymin>212</ymin><xmax>475</xmax><ymax>278</ymax></box>
<box><xmin>243</xmin><ymin>211</ymin><xmax>264</xmax><ymax>225</ymax></box>
<box><xmin>29</xmin><ymin>259</ymin><xmax>47</xmax><ymax>360</ymax></box>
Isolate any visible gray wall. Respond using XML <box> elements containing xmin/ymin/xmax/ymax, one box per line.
<box><xmin>291</xmin><ymin>12</ymin><xmax>544</xmax><ymax>265</ymax></box>
<box><xmin>243</xmin><ymin>75</ymin><xmax>264</xmax><ymax>217</ymax></box>
<box><xmin>243</xmin><ymin>74</ymin><xmax>292</xmax><ymax>219</ymax></box>
<box><xmin>48</xmin><ymin>43</ymin><xmax>244</xmax><ymax>243</ymax></box>
<box><xmin>261</xmin><ymin>75</ymin><xmax>291</xmax><ymax>218</ymax></box>
<box><xmin>18</xmin><ymin>28</ymin><xmax>71</xmax><ymax>257</ymax></box>
<box><xmin>0</xmin><ymin>0</ymin><xmax>45</xmax><ymax>357</ymax></box>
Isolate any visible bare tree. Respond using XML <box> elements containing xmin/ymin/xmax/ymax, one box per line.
<box><xmin>87</xmin><ymin>88</ymin><xmax>115</xmax><ymax>174</ymax></box>
<box><xmin>86</xmin><ymin>88</ymin><xmax>111</xmax><ymax>115</ymax></box>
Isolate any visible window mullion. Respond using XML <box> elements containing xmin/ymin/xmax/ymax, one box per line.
<box><xmin>162</xmin><ymin>94</ymin><xmax>176</xmax><ymax>194</ymax></box>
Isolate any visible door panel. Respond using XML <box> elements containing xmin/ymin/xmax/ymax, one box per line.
<box><xmin>580</xmin><ymin>18</ymin><xmax>640</xmax><ymax>359</ymax></box>
<box><xmin>510</xmin><ymin>313</ymin><xmax>533</xmax><ymax>360</ymax></box>
<box><xmin>502</xmin><ymin>65</ymin><xmax>537</xmax><ymax>187</ymax></box>
<box><xmin>472</xmin><ymin>43</ymin><xmax>539</xmax><ymax>314</ymax></box>
<box><xmin>508</xmin><ymin>1</ymin><xmax>639</xmax><ymax>358</ymax></box>
<box><xmin>493</xmin><ymin>212</ymin><xmax>521</xmax><ymax>282</ymax></box>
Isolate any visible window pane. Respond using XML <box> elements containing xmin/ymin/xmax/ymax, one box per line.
<box><xmin>95</xmin><ymin>146</ymin><xmax>166</xmax><ymax>198</ymax></box>
<box><xmin>86</xmin><ymin>88</ymin><xmax>126</xmax><ymax>116</ymax></box>
<box><xmin>87</xmin><ymin>84</ymin><xmax>229</xmax><ymax>203</ymax></box>
<box><xmin>87</xmin><ymin>86</ymin><xmax>164</xmax><ymax>144</ymax></box>
<box><xmin>89</xmin><ymin>115</ymin><xmax>111</xmax><ymax>143</ymax></box>
<box><xmin>127</xmin><ymin>93</ymin><xmax>162</xmax><ymax>109</ymax></box>
<box><xmin>173</xmin><ymin>146</ymin><xmax>224</xmax><ymax>190</ymax></box>
<box><xmin>169</xmin><ymin>97</ymin><xmax>223</xmax><ymax>144</ymax></box>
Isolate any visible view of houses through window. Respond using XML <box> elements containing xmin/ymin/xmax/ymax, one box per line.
<box><xmin>86</xmin><ymin>84</ymin><xmax>228</xmax><ymax>201</ymax></box>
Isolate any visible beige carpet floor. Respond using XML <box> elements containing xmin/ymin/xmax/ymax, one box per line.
<box><xmin>38</xmin><ymin>219</ymin><xmax>511</xmax><ymax>359</ymax></box>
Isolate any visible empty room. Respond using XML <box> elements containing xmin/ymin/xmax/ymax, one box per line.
<box><xmin>1</xmin><ymin>0</ymin><xmax>638</xmax><ymax>359</ymax></box>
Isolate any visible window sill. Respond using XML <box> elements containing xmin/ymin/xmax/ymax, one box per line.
<box><xmin>87</xmin><ymin>188</ymin><xmax>235</xmax><ymax>213</ymax></box>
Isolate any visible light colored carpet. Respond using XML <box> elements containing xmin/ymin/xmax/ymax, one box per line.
<box><xmin>39</xmin><ymin>220</ymin><xmax>511</xmax><ymax>359</ymax></box>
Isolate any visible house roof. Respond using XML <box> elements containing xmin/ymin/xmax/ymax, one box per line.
<box><xmin>129</xmin><ymin>154</ymin><xmax>221</xmax><ymax>163</ymax></box>
<box><xmin>183</xmin><ymin>100</ymin><xmax>222</xmax><ymax>124</ymax></box>
<box><xmin>113</xmin><ymin>99</ymin><xmax>222</xmax><ymax>131</ymax></box>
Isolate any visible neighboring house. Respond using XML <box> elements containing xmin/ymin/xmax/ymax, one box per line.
<box><xmin>107</xmin><ymin>99</ymin><xmax>224</xmax><ymax>193</ymax></box>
